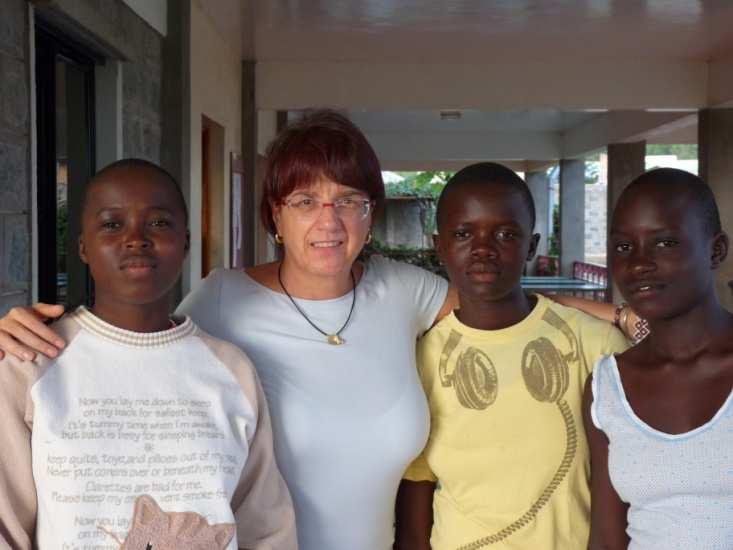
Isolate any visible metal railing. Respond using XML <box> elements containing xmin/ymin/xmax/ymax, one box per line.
<box><xmin>572</xmin><ymin>261</ymin><xmax>608</xmax><ymax>287</ymax></box>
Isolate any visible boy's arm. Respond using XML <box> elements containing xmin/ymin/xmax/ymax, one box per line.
<box><xmin>550</xmin><ymin>295</ymin><xmax>615</xmax><ymax>323</ymax></box>
<box><xmin>551</xmin><ymin>296</ymin><xmax>648</xmax><ymax>343</ymax></box>
<box><xmin>582</xmin><ymin>377</ymin><xmax>629</xmax><ymax>550</ymax></box>
<box><xmin>394</xmin><ymin>479</ymin><xmax>434</xmax><ymax>550</ymax></box>
<box><xmin>0</xmin><ymin>357</ymin><xmax>38</xmax><ymax>549</ymax></box>
<box><xmin>231</xmin><ymin>372</ymin><xmax>297</xmax><ymax>550</ymax></box>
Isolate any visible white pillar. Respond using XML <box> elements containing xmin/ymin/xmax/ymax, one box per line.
<box><xmin>526</xmin><ymin>170</ymin><xmax>550</xmax><ymax>275</ymax></box>
<box><xmin>559</xmin><ymin>159</ymin><xmax>585</xmax><ymax>277</ymax></box>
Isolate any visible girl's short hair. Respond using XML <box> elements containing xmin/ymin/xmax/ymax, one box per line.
<box><xmin>260</xmin><ymin>110</ymin><xmax>385</xmax><ymax>235</ymax></box>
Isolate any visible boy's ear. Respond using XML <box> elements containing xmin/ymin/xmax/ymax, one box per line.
<box><xmin>433</xmin><ymin>233</ymin><xmax>445</xmax><ymax>263</ymax></box>
<box><xmin>78</xmin><ymin>235</ymin><xmax>89</xmax><ymax>265</ymax></box>
<box><xmin>711</xmin><ymin>231</ymin><xmax>729</xmax><ymax>269</ymax></box>
<box><xmin>526</xmin><ymin>233</ymin><xmax>540</xmax><ymax>262</ymax></box>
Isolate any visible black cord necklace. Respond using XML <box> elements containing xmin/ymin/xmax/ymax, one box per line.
<box><xmin>277</xmin><ymin>262</ymin><xmax>356</xmax><ymax>345</ymax></box>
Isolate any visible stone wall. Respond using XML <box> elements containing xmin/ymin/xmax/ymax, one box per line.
<box><xmin>43</xmin><ymin>0</ymin><xmax>167</xmax><ymax>162</ymax></box>
<box><xmin>119</xmin><ymin>6</ymin><xmax>164</xmax><ymax>161</ymax></box>
<box><xmin>0</xmin><ymin>0</ymin><xmax>31</xmax><ymax>313</ymax></box>
<box><xmin>372</xmin><ymin>197</ymin><xmax>434</xmax><ymax>249</ymax></box>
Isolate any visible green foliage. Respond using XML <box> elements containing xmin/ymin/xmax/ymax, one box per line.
<box><xmin>548</xmin><ymin>203</ymin><xmax>560</xmax><ymax>257</ymax></box>
<box><xmin>385</xmin><ymin>171</ymin><xmax>453</xmax><ymax>200</ymax></box>
<box><xmin>646</xmin><ymin>144</ymin><xmax>698</xmax><ymax>160</ymax></box>
<box><xmin>585</xmin><ymin>161</ymin><xmax>600</xmax><ymax>184</ymax></box>
<box><xmin>384</xmin><ymin>171</ymin><xmax>453</xmax><ymax>239</ymax></box>
<box><xmin>361</xmin><ymin>239</ymin><xmax>446</xmax><ymax>278</ymax></box>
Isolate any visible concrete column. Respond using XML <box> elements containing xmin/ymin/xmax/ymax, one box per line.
<box><xmin>525</xmin><ymin>170</ymin><xmax>550</xmax><ymax>275</ymax></box>
<box><xmin>699</xmin><ymin>108</ymin><xmax>733</xmax><ymax>311</ymax></box>
<box><xmin>254</xmin><ymin>110</ymin><xmax>279</xmax><ymax>264</ymax></box>
<box><xmin>607</xmin><ymin>142</ymin><xmax>646</xmax><ymax>219</ymax></box>
<box><xmin>559</xmin><ymin>159</ymin><xmax>585</xmax><ymax>277</ymax></box>
<box><xmin>607</xmin><ymin>141</ymin><xmax>646</xmax><ymax>302</ymax></box>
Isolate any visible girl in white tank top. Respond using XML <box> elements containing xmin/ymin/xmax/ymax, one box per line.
<box><xmin>583</xmin><ymin>168</ymin><xmax>733</xmax><ymax>550</ymax></box>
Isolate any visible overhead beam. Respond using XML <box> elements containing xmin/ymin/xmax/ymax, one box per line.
<box><xmin>256</xmin><ymin>60</ymin><xmax>706</xmax><ymax>111</ymax></box>
<box><xmin>369</xmin><ymin>112</ymin><xmax>697</xmax><ymax>168</ymax></box>
<box><xmin>365</xmin><ymin>131</ymin><xmax>560</xmax><ymax>164</ymax></box>
<box><xmin>561</xmin><ymin>111</ymin><xmax>697</xmax><ymax>158</ymax></box>
<box><xmin>381</xmin><ymin>160</ymin><xmax>534</xmax><ymax>173</ymax></box>
<box><xmin>709</xmin><ymin>54</ymin><xmax>733</xmax><ymax>108</ymax></box>
<box><xmin>646</xmin><ymin>123</ymin><xmax>697</xmax><ymax>145</ymax></box>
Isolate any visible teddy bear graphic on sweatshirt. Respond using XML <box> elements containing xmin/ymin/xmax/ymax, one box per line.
<box><xmin>99</xmin><ymin>494</ymin><xmax>235</xmax><ymax>549</ymax></box>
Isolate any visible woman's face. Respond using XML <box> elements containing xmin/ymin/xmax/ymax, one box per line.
<box><xmin>273</xmin><ymin>176</ymin><xmax>372</xmax><ymax>282</ymax></box>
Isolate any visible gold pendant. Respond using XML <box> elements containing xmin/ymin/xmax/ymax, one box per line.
<box><xmin>327</xmin><ymin>334</ymin><xmax>344</xmax><ymax>345</ymax></box>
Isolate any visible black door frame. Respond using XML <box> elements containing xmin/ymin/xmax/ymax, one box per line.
<box><xmin>35</xmin><ymin>21</ymin><xmax>97</xmax><ymax>305</ymax></box>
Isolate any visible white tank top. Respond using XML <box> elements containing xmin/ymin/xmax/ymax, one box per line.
<box><xmin>591</xmin><ymin>355</ymin><xmax>733</xmax><ymax>550</ymax></box>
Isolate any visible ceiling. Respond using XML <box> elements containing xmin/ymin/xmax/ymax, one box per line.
<box><xmin>346</xmin><ymin>109</ymin><xmax>601</xmax><ymax>133</ymax></box>
<box><xmin>212</xmin><ymin>0</ymin><xmax>733</xmax><ymax>63</ymax></box>
<box><xmin>199</xmin><ymin>1</ymin><xmax>728</xmax><ymax>165</ymax></box>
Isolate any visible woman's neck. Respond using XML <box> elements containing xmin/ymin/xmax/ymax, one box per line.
<box><xmin>278</xmin><ymin>259</ymin><xmax>360</xmax><ymax>300</ymax></box>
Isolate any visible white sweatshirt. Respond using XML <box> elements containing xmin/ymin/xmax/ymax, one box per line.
<box><xmin>0</xmin><ymin>306</ymin><xmax>297</xmax><ymax>550</ymax></box>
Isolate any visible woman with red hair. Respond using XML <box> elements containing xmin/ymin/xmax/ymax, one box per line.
<box><xmin>177</xmin><ymin>110</ymin><xmax>453</xmax><ymax>548</ymax></box>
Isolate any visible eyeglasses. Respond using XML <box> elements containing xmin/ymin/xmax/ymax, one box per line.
<box><xmin>281</xmin><ymin>195</ymin><xmax>374</xmax><ymax>221</ymax></box>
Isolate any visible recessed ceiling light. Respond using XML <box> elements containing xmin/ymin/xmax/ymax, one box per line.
<box><xmin>440</xmin><ymin>110</ymin><xmax>462</xmax><ymax>120</ymax></box>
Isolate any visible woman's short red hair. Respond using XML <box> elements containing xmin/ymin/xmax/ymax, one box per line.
<box><xmin>260</xmin><ymin>110</ymin><xmax>385</xmax><ymax>235</ymax></box>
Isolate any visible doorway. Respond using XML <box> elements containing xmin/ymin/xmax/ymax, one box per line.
<box><xmin>35</xmin><ymin>21</ymin><xmax>96</xmax><ymax>306</ymax></box>
<box><xmin>201</xmin><ymin>115</ymin><xmax>225</xmax><ymax>277</ymax></box>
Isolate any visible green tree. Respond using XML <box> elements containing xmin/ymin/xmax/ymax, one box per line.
<box><xmin>385</xmin><ymin>171</ymin><xmax>454</xmax><ymax>238</ymax></box>
<box><xmin>386</xmin><ymin>171</ymin><xmax>453</xmax><ymax>199</ymax></box>
<box><xmin>646</xmin><ymin>144</ymin><xmax>698</xmax><ymax>160</ymax></box>
<box><xmin>548</xmin><ymin>204</ymin><xmax>560</xmax><ymax>257</ymax></box>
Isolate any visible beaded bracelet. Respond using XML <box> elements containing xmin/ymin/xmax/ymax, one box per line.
<box><xmin>613</xmin><ymin>303</ymin><xmax>628</xmax><ymax>330</ymax></box>
<box><xmin>614</xmin><ymin>302</ymin><xmax>650</xmax><ymax>344</ymax></box>
<box><xmin>630</xmin><ymin>317</ymin><xmax>650</xmax><ymax>344</ymax></box>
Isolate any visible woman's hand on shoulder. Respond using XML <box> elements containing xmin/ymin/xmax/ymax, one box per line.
<box><xmin>0</xmin><ymin>303</ymin><xmax>66</xmax><ymax>361</ymax></box>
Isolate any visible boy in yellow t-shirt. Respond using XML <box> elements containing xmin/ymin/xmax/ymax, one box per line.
<box><xmin>394</xmin><ymin>163</ymin><xmax>628</xmax><ymax>550</ymax></box>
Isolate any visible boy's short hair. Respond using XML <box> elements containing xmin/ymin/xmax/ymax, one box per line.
<box><xmin>83</xmin><ymin>158</ymin><xmax>188</xmax><ymax>224</ymax></box>
<box><xmin>622</xmin><ymin>168</ymin><xmax>721</xmax><ymax>236</ymax></box>
<box><xmin>436</xmin><ymin>162</ymin><xmax>536</xmax><ymax>230</ymax></box>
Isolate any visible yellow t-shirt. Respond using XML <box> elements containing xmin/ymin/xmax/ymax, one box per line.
<box><xmin>404</xmin><ymin>295</ymin><xmax>629</xmax><ymax>550</ymax></box>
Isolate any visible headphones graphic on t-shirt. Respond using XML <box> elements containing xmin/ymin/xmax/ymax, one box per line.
<box><xmin>438</xmin><ymin>309</ymin><xmax>583</xmax><ymax>409</ymax></box>
<box><xmin>438</xmin><ymin>330</ymin><xmax>498</xmax><ymax>410</ymax></box>
<box><xmin>437</xmin><ymin>309</ymin><xmax>585</xmax><ymax>549</ymax></box>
